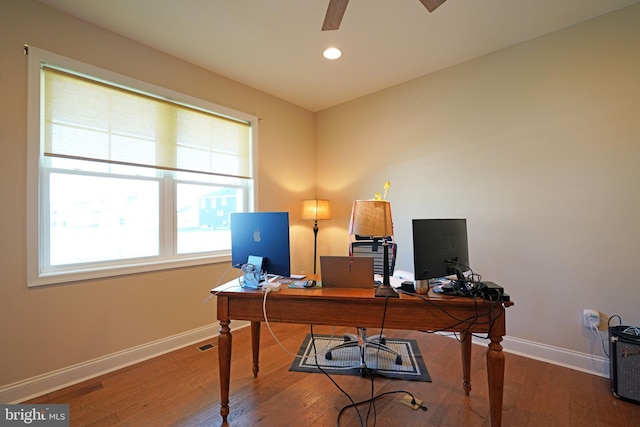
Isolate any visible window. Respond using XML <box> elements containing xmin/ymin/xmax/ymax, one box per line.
<box><xmin>27</xmin><ymin>47</ymin><xmax>257</xmax><ymax>286</ymax></box>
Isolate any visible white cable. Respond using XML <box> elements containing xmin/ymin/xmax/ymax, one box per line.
<box><xmin>239</xmin><ymin>263</ymin><xmax>262</xmax><ymax>288</ymax></box>
<box><xmin>261</xmin><ymin>289</ymin><xmax>309</xmax><ymax>358</ymax></box>
<box><xmin>589</xmin><ymin>320</ymin><xmax>601</xmax><ymax>340</ymax></box>
<box><xmin>622</xmin><ymin>326</ymin><xmax>640</xmax><ymax>336</ymax></box>
<box><xmin>261</xmin><ymin>289</ymin><xmax>357</xmax><ymax>366</ymax></box>
<box><xmin>202</xmin><ymin>264</ymin><xmax>243</xmax><ymax>303</ymax></box>
<box><xmin>592</xmin><ymin>321</ymin><xmax>611</xmax><ymax>357</ymax></box>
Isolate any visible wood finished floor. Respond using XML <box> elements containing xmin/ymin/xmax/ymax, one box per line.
<box><xmin>27</xmin><ymin>323</ymin><xmax>640</xmax><ymax>426</ymax></box>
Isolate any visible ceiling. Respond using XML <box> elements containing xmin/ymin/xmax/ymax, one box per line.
<box><xmin>38</xmin><ymin>0</ymin><xmax>640</xmax><ymax>112</ymax></box>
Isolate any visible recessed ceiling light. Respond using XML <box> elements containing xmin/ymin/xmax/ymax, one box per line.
<box><xmin>323</xmin><ymin>47</ymin><xmax>342</xmax><ymax>60</ymax></box>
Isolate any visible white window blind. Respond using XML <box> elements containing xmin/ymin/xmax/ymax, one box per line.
<box><xmin>27</xmin><ymin>48</ymin><xmax>257</xmax><ymax>286</ymax></box>
<box><xmin>43</xmin><ymin>67</ymin><xmax>252</xmax><ymax>179</ymax></box>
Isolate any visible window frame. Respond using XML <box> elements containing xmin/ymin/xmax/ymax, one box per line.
<box><xmin>26</xmin><ymin>47</ymin><xmax>259</xmax><ymax>287</ymax></box>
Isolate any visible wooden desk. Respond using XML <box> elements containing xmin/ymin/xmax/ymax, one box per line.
<box><xmin>213</xmin><ymin>279</ymin><xmax>513</xmax><ymax>426</ymax></box>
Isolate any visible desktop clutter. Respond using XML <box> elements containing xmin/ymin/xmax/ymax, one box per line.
<box><xmin>413</xmin><ymin>275</ymin><xmax>509</xmax><ymax>302</ymax></box>
<box><xmin>227</xmin><ymin>191</ymin><xmax>509</xmax><ymax>301</ymax></box>
<box><xmin>237</xmin><ymin>255</ymin><xmax>311</xmax><ymax>292</ymax></box>
<box><xmin>375</xmin><ymin>269</ymin><xmax>510</xmax><ymax>302</ymax></box>
<box><xmin>235</xmin><ymin>252</ymin><xmax>508</xmax><ymax>302</ymax></box>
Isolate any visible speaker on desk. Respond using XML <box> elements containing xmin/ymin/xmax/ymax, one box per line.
<box><xmin>609</xmin><ymin>325</ymin><xmax>640</xmax><ymax>404</ymax></box>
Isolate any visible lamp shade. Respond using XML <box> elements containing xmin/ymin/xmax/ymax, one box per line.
<box><xmin>301</xmin><ymin>199</ymin><xmax>332</xmax><ymax>220</ymax></box>
<box><xmin>349</xmin><ymin>200</ymin><xmax>393</xmax><ymax>237</ymax></box>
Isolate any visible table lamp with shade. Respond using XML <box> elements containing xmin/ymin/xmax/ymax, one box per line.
<box><xmin>301</xmin><ymin>198</ymin><xmax>331</xmax><ymax>274</ymax></box>
<box><xmin>349</xmin><ymin>199</ymin><xmax>399</xmax><ymax>298</ymax></box>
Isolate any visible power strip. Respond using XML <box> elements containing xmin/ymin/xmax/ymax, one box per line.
<box><xmin>262</xmin><ymin>282</ymin><xmax>282</xmax><ymax>292</ymax></box>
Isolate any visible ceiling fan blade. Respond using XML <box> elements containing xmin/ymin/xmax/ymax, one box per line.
<box><xmin>419</xmin><ymin>0</ymin><xmax>447</xmax><ymax>13</ymax></box>
<box><xmin>322</xmin><ymin>0</ymin><xmax>349</xmax><ymax>31</ymax></box>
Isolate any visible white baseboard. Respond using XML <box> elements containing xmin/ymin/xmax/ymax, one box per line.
<box><xmin>2</xmin><ymin>323</ymin><xmax>607</xmax><ymax>404</ymax></box>
<box><xmin>463</xmin><ymin>335</ymin><xmax>609</xmax><ymax>378</ymax></box>
<box><xmin>0</xmin><ymin>322</ymin><xmax>249</xmax><ymax>404</ymax></box>
<box><xmin>499</xmin><ymin>335</ymin><xmax>609</xmax><ymax>378</ymax></box>
<box><xmin>436</xmin><ymin>332</ymin><xmax>609</xmax><ymax>378</ymax></box>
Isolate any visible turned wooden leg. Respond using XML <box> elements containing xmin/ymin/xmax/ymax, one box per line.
<box><xmin>251</xmin><ymin>321</ymin><xmax>261</xmax><ymax>378</ymax></box>
<box><xmin>487</xmin><ymin>331</ymin><xmax>505</xmax><ymax>427</ymax></box>
<box><xmin>218</xmin><ymin>319</ymin><xmax>232</xmax><ymax>421</ymax></box>
<box><xmin>460</xmin><ymin>329</ymin><xmax>472</xmax><ymax>396</ymax></box>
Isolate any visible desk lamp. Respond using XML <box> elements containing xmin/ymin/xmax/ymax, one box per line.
<box><xmin>302</xmin><ymin>199</ymin><xmax>332</xmax><ymax>274</ymax></box>
<box><xmin>349</xmin><ymin>199</ymin><xmax>398</xmax><ymax>298</ymax></box>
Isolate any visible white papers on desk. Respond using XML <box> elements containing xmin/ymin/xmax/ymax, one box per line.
<box><xmin>374</xmin><ymin>269</ymin><xmax>415</xmax><ymax>288</ymax></box>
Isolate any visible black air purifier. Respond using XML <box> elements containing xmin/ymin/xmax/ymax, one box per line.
<box><xmin>609</xmin><ymin>325</ymin><xmax>640</xmax><ymax>404</ymax></box>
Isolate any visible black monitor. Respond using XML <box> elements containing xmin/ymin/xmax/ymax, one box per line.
<box><xmin>412</xmin><ymin>219</ymin><xmax>469</xmax><ymax>284</ymax></box>
<box><xmin>230</xmin><ymin>212</ymin><xmax>291</xmax><ymax>277</ymax></box>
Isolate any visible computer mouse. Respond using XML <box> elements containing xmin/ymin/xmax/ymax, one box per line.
<box><xmin>304</xmin><ymin>280</ymin><xmax>316</xmax><ymax>288</ymax></box>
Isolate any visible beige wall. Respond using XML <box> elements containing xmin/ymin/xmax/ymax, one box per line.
<box><xmin>0</xmin><ymin>0</ymin><xmax>315</xmax><ymax>389</ymax></box>
<box><xmin>2</xmin><ymin>0</ymin><xmax>640</xmax><ymax>399</ymax></box>
<box><xmin>316</xmin><ymin>6</ymin><xmax>640</xmax><ymax>354</ymax></box>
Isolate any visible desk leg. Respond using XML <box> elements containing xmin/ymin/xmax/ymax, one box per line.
<box><xmin>487</xmin><ymin>331</ymin><xmax>505</xmax><ymax>427</ymax></box>
<box><xmin>251</xmin><ymin>321</ymin><xmax>261</xmax><ymax>378</ymax></box>
<box><xmin>218</xmin><ymin>319</ymin><xmax>232</xmax><ymax>422</ymax></box>
<box><xmin>460</xmin><ymin>330</ymin><xmax>472</xmax><ymax>396</ymax></box>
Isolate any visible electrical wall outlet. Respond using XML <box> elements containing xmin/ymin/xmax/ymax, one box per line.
<box><xmin>583</xmin><ymin>309</ymin><xmax>600</xmax><ymax>328</ymax></box>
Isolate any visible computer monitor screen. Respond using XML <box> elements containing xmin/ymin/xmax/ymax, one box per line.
<box><xmin>230</xmin><ymin>212</ymin><xmax>291</xmax><ymax>277</ymax></box>
<box><xmin>412</xmin><ymin>219</ymin><xmax>469</xmax><ymax>281</ymax></box>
